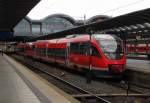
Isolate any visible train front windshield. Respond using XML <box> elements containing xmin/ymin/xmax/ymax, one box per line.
<box><xmin>93</xmin><ymin>34</ymin><xmax>124</xmax><ymax>60</ymax></box>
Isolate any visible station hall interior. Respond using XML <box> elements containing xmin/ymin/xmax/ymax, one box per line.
<box><xmin>0</xmin><ymin>0</ymin><xmax>150</xmax><ymax>103</ymax></box>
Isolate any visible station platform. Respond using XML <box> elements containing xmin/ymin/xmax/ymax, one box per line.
<box><xmin>0</xmin><ymin>54</ymin><xmax>80</xmax><ymax>103</ymax></box>
<box><xmin>127</xmin><ymin>59</ymin><xmax>150</xmax><ymax>73</ymax></box>
<box><xmin>0</xmin><ymin>55</ymin><xmax>41</xmax><ymax>103</ymax></box>
<box><xmin>126</xmin><ymin>59</ymin><xmax>150</xmax><ymax>88</ymax></box>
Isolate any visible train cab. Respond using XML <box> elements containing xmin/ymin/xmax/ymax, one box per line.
<box><xmin>92</xmin><ymin>34</ymin><xmax>126</xmax><ymax>75</ymax></box>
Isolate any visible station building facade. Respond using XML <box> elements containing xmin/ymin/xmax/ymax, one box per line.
<box><xmin>14</xmin><ymin>14</ymin><xmax>109</xmax><ymax>37</ymax></box>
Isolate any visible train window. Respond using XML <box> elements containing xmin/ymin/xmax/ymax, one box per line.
<box><xmin>47</xmin><ymin>48</ymin><xmax>55</xmax><ymax>57</ymax></box>
<box><xmin>92</xmin><ymin>46</ymin><xmax>101</xmax><ymax>58</ymax></box>
<box><xmin>60</xmin><ymin>48</ymin><xmax>66</xmax><ymax>58</ymax></box>
<box><xmin>18</xmin><ymin>47</ymin><xmax>25</xmax><ymax>52</ymax></box>
<box><xmin>36</xmin><ymin>48</ymin><xmax>46</xmax><ymax>56</ymax></box>
<box><xmin>47</xmin><ymin>48</ymin><xmax>52</xmax><ymax>56</ymax></box>
<box><xmin>32</xmin><ymin>45</ymin><xmax>35</xmax><ymax>50</ymax></box>
<box><xmin>35</xmin><ymin>48</ymin><xmax>38</xmax><ymax>54</ymax></box>
<box><xmin>79</xmin><ymin>42</ymin><xmax>90</xmax><ymax>55</ymax></box>
<box><xmin>48</xmin><ymin>48</ymin><xmax>65</xmax><ymax>59</ymax></box>
<box><xmin>70</xmin><ymin>42</ymin><xmax>90</xmax><ymax>55</ymax></box>
<box><xmin>55</xmin><ymin>48</ymin><xmax>59</xmax><ymax>56</ymax></box>
<box><xmin>70</xmin><ymin>43</ymin><xmax>80</xmax><ymax>54</ymax></box>
<box><xmin>93</xmin><ymin>34</ymin><xmax>123</xmax><ymax>59</ymax></box>
<box><xmin>41</xmin><ymin>48</ymin><xmax>46</xmax><ymax>56</ymax></box>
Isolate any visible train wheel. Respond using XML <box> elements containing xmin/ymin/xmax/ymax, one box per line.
<box><xmin>86</xmin><ymin>70</ymin><xmax>92</xmax><ymax>84</ymax></box>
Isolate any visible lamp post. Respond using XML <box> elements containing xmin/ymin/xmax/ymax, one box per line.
<box><xmin>86</xmin><ymin>28</ymin><xmax>93</xmax><ymax>84</ymax></box>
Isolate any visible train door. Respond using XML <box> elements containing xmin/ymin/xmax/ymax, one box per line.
<box><xmin>46</xmin><ymin>43</ymin><xmax>48</xmax><ymax>58</ymax></box>
<box><xmin>78</xmin><ymin>42</ymin><xmax>90</xmax><ymax>67</ymax></box>
<box><xmin>91</xmin><ymin>46</ymin><xmax>102</xmax><ymax>68</ymax></box>
<box><xmin>65</xmin><ymin>42</ymin><xmax>70</xmax><ymax>66</ymax></box>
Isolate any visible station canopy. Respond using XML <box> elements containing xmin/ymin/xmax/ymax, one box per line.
<box><xmin>33</xmin><ymin>8</ymin><xmax>150</xmax><ymax>41</ymax></box>
<box><xmin>0</xmin><ymin>0</ymin><xmax>40</xmax><ymax>32</ymax></box>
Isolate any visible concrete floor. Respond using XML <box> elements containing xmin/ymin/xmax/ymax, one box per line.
<box><xmin>0</xmin><ymin>55</ymin><xmax>41</xmax><ymax>103</ymax></box>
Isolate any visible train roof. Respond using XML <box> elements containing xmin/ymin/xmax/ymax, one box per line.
<box><xmin>34</xmin><ymin>34</ymin><xmax>119</xmax><ymax>44</ymax></box>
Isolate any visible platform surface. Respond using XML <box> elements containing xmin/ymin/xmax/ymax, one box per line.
<box><xmin>3</xmin><ymin>54</ymin><xmax>80</xmax><ymax>103</ymax></box>
<box><xmin>127</xmin><ymin>59</ymin><xmax>150</xmax><ymax>73</ymax></box>
<box><xmin>0</xmin><ymin>55</ymin><xmax>41</xmax><ymax>103</ymax></box>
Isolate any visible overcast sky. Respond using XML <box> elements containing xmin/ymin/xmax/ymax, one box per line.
<box><xmin>27</xmin><ymin>0</ymin><xmax>150</xmax><ymax>20</ymax></box>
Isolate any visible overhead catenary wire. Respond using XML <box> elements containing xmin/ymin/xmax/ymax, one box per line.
<box><xmin>102</xmin><ymin>0</ymin><xmax>147</xmax><ymax>15</ymax></box>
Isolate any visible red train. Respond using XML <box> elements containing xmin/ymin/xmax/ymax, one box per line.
<box><xmin>127</xmin><ymin>44</ymin><xmax>150</xmax><ymax>53</ymax></box>
<box><xmin>16</xmin><ymin>34</ymin><xmax>126</xmax><ymax>77</ymax></box>
<box><xmin>127</xmin><ymin>44</ymin><xmax>150</xmax><ymax>59</ymax></box>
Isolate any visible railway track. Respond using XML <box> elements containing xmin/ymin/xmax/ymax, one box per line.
<box><xmin>11</xmin><ymin>54</ymin><xmax>150</xmax><ymax>103</ymax></box>
<box><xmin>13</xmin><ymin>55</ymin><xmax>111</xmax><ymax>103</ymax></box>
<box><xmin>29</xmin><ymin>63</ymin><xmax>112</xmax><ymax>103</ymax></box>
